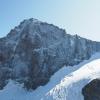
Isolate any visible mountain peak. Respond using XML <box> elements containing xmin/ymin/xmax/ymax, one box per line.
<box><xmin>0</xmin><ymin>18</ymin><xmax>100</xmax><ymax>91</ymax></box>
<box><xmin>20</xmin><ymin>18</ymin><xmax>41</xmax><ymax>25</ymax></box>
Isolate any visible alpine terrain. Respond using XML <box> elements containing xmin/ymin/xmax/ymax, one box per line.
<box><xmin>0</xmin><ymin>18</ymin><xmax>100</xmax><ymax>100</ymax></box>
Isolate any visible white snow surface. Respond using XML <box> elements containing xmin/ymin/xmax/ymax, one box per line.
<box><xmin>0</xmin><ymin>53</ymin><xmax>100</xmax><ymax>100</ymax></box>
<box><xmin>44</xmin><ymin>53</ymin><xmax>100</xmax><ymax>100</ymax></box>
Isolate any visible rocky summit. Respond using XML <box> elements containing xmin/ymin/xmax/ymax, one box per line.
<box><xmin>0</xmin><ymin>18</ymin><xmax>100</xmax><ymax>90</ymax></box>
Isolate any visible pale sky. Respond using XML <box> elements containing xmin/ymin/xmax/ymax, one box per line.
<box><xmin>0</xmin><ymin>0</ymin><xmax>100</xmax><ymax>41</ymax></box>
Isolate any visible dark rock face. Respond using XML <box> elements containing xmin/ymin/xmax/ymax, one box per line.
<box><xmin>0</xmin><ymin>18</ymin><xmax>100</xmax><ymax>90</ymax></box>
<box><xmin>82</xmin><ymin>79</ymin><xmax>100</xmax><ymax>100</ymax></box>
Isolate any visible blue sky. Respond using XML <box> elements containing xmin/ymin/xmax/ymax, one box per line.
<box><xmin>0</xmin><ymin>0</ymin><xmax>100</xmax><ymax>41</ymax></box>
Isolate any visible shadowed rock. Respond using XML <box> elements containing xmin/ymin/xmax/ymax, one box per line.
<box><xmin>82</xmin><ymin>79</ymin><xmax>100</xmax><ymax>100</ymax></box>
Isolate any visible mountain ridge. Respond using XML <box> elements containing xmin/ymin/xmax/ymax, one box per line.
<box><xmin>0</xmin><ymin>18</ymin><xmax>100</xmax><ymax>90</ymax></box>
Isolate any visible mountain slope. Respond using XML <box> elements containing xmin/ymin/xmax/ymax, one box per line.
<box><xmin>0</xmin><ymin>18</ymin><xmax>100</xmax><ymax>90</ymax></box>
<box><xmin>43</xmin><ymin>53</ymin><xmax>100</xmax><ymax>100</ymax></box>
<box><xmin>0</xmin><ymin>53</ymin><xmax>100</xmax><ymax>100</ymax></box>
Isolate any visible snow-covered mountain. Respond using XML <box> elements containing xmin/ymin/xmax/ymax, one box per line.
<box><xmin>0</xmin><ymin>53</ymin><xmax>100</xmax><ymax>100</ymax></box>
<box><xmin>0</xmin><ymin>18</ymin><xmax>100</xmax><ymax>100</ymax></box>
<box><xmin>44</xmin><ymin>53</ymin><xmax>100</xmax><ymax>100</ymax></box>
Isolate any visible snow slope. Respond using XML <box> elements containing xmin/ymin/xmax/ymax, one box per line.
<box><xmin>44</xmin><ymin>53</ymin><xmax>100</xmax><ymax>100</ymax></box>
<box><xmin>0</xmin><ymin>53</ymin><xmax>100</xmax><ymax>100</ymax></box>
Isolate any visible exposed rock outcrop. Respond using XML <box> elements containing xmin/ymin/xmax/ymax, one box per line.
<box><xmin>82</xmin><ymin>79</ymin><xmax>100</xmax><ymax>100</ymax></box>
<box><xmin>0</xmin><ymin>18</ymin><xmax>100</xmax><ymax>90</ymax></box>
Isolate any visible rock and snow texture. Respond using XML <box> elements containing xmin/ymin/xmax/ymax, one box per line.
<box><xmin>0</xmin><ymin>53</ymin><xmax>100</xmax><ymax>100</ymax></box>
<box><xmin>43</xmin><ymin>53</ymin><xmax>100</xmax><ymax>100</ymax></box>
<box><xmin>0</xmin><ymin>18</ymin><xmax>100</xmax><ymax>90</ymax></box>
